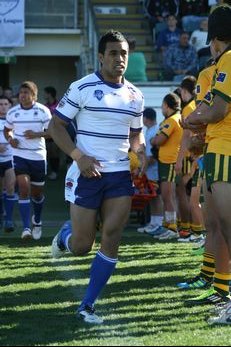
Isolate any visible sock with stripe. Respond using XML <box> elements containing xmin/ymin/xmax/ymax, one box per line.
<box><xmin>191</xmin><ymin>223</ymin><xmax>205</xmax><ymax>235</ymax></box>
<box><xmin>32</xmin><ymin>196</ymin><xmax>45</xmax><ymax>224</ymax></box>
<box><xmin>58</xmin><ymin>220</ymin><xmax>72</xmax><ymax>251</ymax></box>
<box><xmin>200</xmin><ymin>252</ymin><xmax>215</xmax><ymax>282</ymax></box>
<box><xmin>19</xmin><ymin>199</ymin><xmax>31</xmax><ymax>230</ymax></box>
<box><xmin>165</xmin><ymin>211</ymin><xmax>177</xmax><ymax>232</ymax></box>
<box><xmin>179</xmin><ymin>221</ymin><xmax>191</xmax><ymax>231</ymax></box>
<box><xmin>5</xmin><ymin>194</ymin><xmax>16</xmax><ymax>222</ymax></box>
<box><xmin>78</xmin><ymin>250</ymin><xmax>117</xmax><ymax>311</ymax></box>
<box><xmin>214</xmin><ymin>272</ymin><xmax>231</xmax><ymax>297</ymax></box>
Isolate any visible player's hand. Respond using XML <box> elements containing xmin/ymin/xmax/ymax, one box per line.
<box><xmin>24</xmin><ymin>130</ymin><xmax>38</xmax><ymax>139</ymax></box>
<box><xmin>8</xmin><ymin>138</ymin><xmax>19</xmax><ymax>148</ymax></box>
<box><xmin>77</xmin><ymin>155</ymin><xmax>102</xmax><ymax>178</ymax></box>
<box><xmin>174</xmin><ymin>159</ymin><xmax>183</xmax><ymax>176</ymax></box>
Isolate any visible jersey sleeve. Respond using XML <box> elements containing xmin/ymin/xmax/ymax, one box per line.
<box><xmin>130</xmin><ymin>94</ymin><xmax>144</xmax><ymax>132</ymax></box>
<box><xmin>212</xmin><ymin>54</ymin><xmax>231</xmax><ymax>103</ymax></box>
<box><xmin>55</xmin><ymin>82</ymin><xmax>82</xmax><ymax>122</ymax></box>
<box><xmin>5</xmin><ymin>111</ymin><xmax>13</xmax><ymax>130</ymax></box>
<box><xmin>160</xmin><ymin>117</ymin><xmax>176</xmax><ymax>138</ymax></box>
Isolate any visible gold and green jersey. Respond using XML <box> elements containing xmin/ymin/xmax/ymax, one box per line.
<box><xmin>206</xmin><ymin>49</ymin><xmax>231</xmax><ymax>155</ymax></box>
<box><xmin>158</xmin><ymin>112</ymin><xmax>183</xmax><ymax>163</ymax></box>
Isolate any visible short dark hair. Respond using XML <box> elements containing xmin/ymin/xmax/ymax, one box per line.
<box><xmin>0</xmin><ymin>95</ymin><xmax>12</xmax><ymax>105</ymax></box>
<box><xmin>44</xmin><ymin>86</ymin><xmax>57</xmax><ymax>98</ymax></box>
<box><xmin>143</xmin><ymin>107</ymin><xmax>156</xmax><ymax>121</ymax></box>
<box><xmin>163</xmin><ymin>93</ymin><xmax>181</xmax><ymax>111</ymax></box>
<box><xmin>98</xmin><ymin>30</ymin><xmax>128</xmax><ymax>54</ymax></box>
<box><xmin>126</xmin><ymin>36</ymin><xmax>136</xmax><ymax>51</ymax></box>
<box><xmin>181</xmin><ymin>75</ymin><xmax>197</xmax><ymax>96</ymax></box>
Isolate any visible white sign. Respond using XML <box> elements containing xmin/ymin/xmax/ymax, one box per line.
<box><xmin>0</xmin><ymin>0</ymin><xmax>25</xmax><ymax>47</ymax></box>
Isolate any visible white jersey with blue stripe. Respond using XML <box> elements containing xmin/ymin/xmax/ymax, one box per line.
<box><xmin>5</xmin><ymin>102</ymin><xmax>52</xmax><ymax>161</ymax></box>
<box><xmin>0</xmin><ymin>117</ymin><xmax>13</xmax><ymax>163</ymax></box>
<box><xmin>55</xmin><ymin>72</ymin><xmax>144</xmax><ymax>172</ymax></box>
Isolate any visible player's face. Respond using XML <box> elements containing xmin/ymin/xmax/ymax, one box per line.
<box><xmin>19</xmin><ymin>87</ymin><xmax>34</xmax><ymax>108</ymax></box>
<box><xmin>99</xmin><ymin>41</ymin><xmax>129</xmax><ymax>83</ymax></box>
<box><xmin>0</xmin><ymin>99</ymin><xmax>11</xmax><ymax>117</ymax></box>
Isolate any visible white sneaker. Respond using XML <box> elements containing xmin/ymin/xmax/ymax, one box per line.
<box><xmin>145</xmin><ymin>224</ymin><xmax>160</xmax><ymax>235</ymax></box>
<box><xmin>158</xmin><ymin>229</ymin><xmax>179</xmax><ymax>240</ymax></box>
<box><xmin>21</xmin><ymin>228</ymin><xmax>32</xmax><ymax>240</ymax></box>
<box><xmin>78</xmin><ymin>306</ymin><xmax>103</xmax><ymax>324</ymax></box>
<box><xmin>137</xmin><ymin>223</ymin><xmax>151</xmax><ymax>233</ymax></box>
<box><xmin>51</xmin><ymin>221</ymin><xmax>71</xmax><ymax>259</ymax></box>
<box><xmin>208</xmin><ymin>302</ymin><xmax>231</xmax><ymax>325</ymax></box>
<box><xmin>32</xmin><ymin>215</ymin><xmax>42</xmax><ymax>240</ymax></box>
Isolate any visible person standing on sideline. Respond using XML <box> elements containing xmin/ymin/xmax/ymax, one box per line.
<box><xmin>0</xmin><ymin>96</ymin><xmax>16</xmax><ymax>232</ymax></box>
<box><xmin>49</xmin><ymin>30</ymin><xmax>147</xmax><ymax>324</ymax></box>
<box><xmin>137</xmin><ymin>107</ymin><xmax>163</xmax><ymax>234</ymax></box>
<box><xmin>44</xmin><ymin>86</ymin><xmax>60</xmax><ymax>180</ymax></box>
<box><xmin>124</xmin><ymin>36</ymin><xmax>148</xmax><ymax>82</ymax></box>
<box><xmin>4</xmin><ymin>81</ymin><xmax>52</xmax><ymax>240</ymax></box>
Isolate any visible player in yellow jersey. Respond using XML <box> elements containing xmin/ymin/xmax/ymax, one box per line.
<box><xmin>151</xmin><ymin>92</ymin><xmax>183</xmax><ymax>240</ymax></box>
<box><xmin>182</xmin><ymin>5</ymin><xmax>231</xmax><ymax>324</ymax></box>
<box><xmin>175</xmin><ymin>76</ymin><xmax>205</xmax><ymax>240</ymax></box>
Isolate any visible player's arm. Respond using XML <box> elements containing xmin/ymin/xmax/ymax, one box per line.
<box><xmin>184</xmin><ymin>95</ymin><xmax>229</xmax><ymax>126</ymax></box>
<box><xmin>175</xmin><ymin>129</ymin><xmax>191</xmax><ymax>175</ymax></box>
<box><xmin>23</xmin><ymin>130</ymin><xmax>51</xmax><ymax>139</ymax></box>
<box><xmin>150</xmin><ymin>132</ymin><xmax>168</xmax><ymax>147</ymax></box>
<box><xmin>3</xmin><ymin>126</ymin><xmax>19</xmax><ymax>148</ymax></box>
<box><xmin>48</xmin><ymin>115</ymin><xmax>82</xmax><ymax>161</ymax></box>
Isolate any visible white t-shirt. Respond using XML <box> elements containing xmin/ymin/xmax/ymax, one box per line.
<box><xmin>5</xmin><ymin>102</ymin><xmax>52</xmax><ymax>161</ymax></box>
<box><xmin>0</xmin><ymin>117</ymin><xmax>13</xmax><ymax>163</ymax></box>
<box><xmin>55</xmin><ymin>72</ymin><xmax>144</xmax><ymax>172</ymax></box>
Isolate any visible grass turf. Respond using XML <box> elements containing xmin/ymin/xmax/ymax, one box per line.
<box><xmin>0</xmin><ymin>174</ymin><xmax>231</xmax><ymax>345</ymax></box>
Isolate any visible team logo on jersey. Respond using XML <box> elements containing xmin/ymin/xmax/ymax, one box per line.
<box><xmin>204</xmin><ymin>91</ymin><xmax>212</xmax><ymax>102</ymax></box>
<box><xmin>34</xmin><ymin>111</ymin><xmax>38</xmax><ymax>117</ymax></box>
<box><xmin>94</xmin><ymin>90</ymin><xmax>104</xmax><ymax>101</ymax></box>
<box><xmin>58</xmin><ymin>98</ymin><xmax>66</xmax><ymax>108</ymax></box>
<box><xmin>14</xmin><ymin>113</ymin><xmax>20</xmax><ymax>118</ymax></box>
<box><xmin>196</xmin><ymin>84</ymin><xmax>201</xmax><ymax>94</ymax></box>
<box><xmin>217</xmin><ymin>72</ymin><xmax>226</xmax><ymax>83</ymax></box>
<box><xmin>0</xmin><ymin>0</ymin><xmax>19</xmax><ymax>16</ymax></box>
<box><xmin>65</xmin><ymin>179</ymin><xmax>74</xmax><ymax>190</ymax></box>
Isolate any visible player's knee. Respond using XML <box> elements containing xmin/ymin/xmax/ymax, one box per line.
<box><xmin>71</xmin><ymin>242</ymin><xmax>93</xmax><ymax>257</ymax></box>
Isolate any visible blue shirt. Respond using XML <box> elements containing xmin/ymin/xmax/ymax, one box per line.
<box><xmin>163</xmin><ymin>43</ymin><xmax>198</xmax><ymax>72</ymax></box>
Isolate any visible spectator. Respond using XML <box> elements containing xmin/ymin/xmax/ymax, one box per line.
<box><xmin>156</xmin><ymin>14</ymin><xmax>182</xmax><ymax>53</ymax></box>
<box><xmin>3</xmin><ymin>87</ymin><xmax>13</xmax><ymax>100</ymax></box>
<box><xmin>179</xmin><ymin>0</ymin><xmax>209</xmax><ymax>33</ymax></box>
<box><xmin>137</xmin><ymin>107</ymin><xmax>163</xmax><ymax>234</ymax></box>
<box><xmin>143</xmin><ymin>0</ymin><xmax>179</xmax><ymax>41</ymax></box>
<box><xmin>190</xmin><ymin>18</ymin><xmax>210</xmax><ymax>70</ymax></box>
<box><xmin>163</xmin><ymin>31</ymin><xmax>198</xmax><ymax>82</ymax></box>
<box><xmin>124</xmin><ymin>37</ymin><xmax>148</xmax><ymax>82</ymax></box>
<box><xmin>44</xmin><ymin>86</ymin><xmax>60</xmax><ymax>180</ymax></box>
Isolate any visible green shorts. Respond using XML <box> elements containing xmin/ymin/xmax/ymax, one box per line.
<box><xmin>158</xmin><ymin>162</ymin><xmax>176</xmax><ymax>183</ymax></box>
<box><xmin>204</xmin><ymin>152</ymin><xmax>231</xmax><ymax>189</ymax></box>
<box><xmin>191</xmin><ymin>168</ymin><xmax>200</xmax><ymax>188</ymax></box>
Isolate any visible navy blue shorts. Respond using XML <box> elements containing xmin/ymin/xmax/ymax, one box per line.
<box><xmin>13</xmin><ymin>156</ymin><xmax>46</xmax><ymax>184</ymax></box>
<box><xmin>74</xmin><ymin>171</ymin><xmax>134</xmax><ymax>209</ymax></box>
<box><xmin>0</xmin><ymin>160</ymin><xmax>13</xmax><ymax>177</ymax></box>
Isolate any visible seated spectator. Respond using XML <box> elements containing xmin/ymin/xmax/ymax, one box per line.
<box><xmin>190</xmin><ymin>18</ymin><xmax>210</xmax><ymax>70</ymax></box>
<box><xmin>143</xmin><ymin>0</ymin><xmax>179</xmax><ymax>42</ymax></box>
<box><xmin>156</xmin><ymin>14</ymin><xmax>182</xmax><ymax>54</ymax></box>
<box><xmin>179</xmin><ymin>0</ymin><xmax>209</xmax><ymax>33</ymax></box>
<box><xmin>162</xmin><ymin>31</ymin><xmax>198</xmax><ymax>82</ymax></box>
<box><xmin>124</xmin><ymin>37</ymin><xmax>148</xmax><ymax>82</ymax></box>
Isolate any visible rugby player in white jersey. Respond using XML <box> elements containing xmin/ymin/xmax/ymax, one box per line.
<box><xmin>0</xmin><ymin>96</ymin><xmax>16</xmax><ymax>232</ymax></box>
<box><xmin>49</xmin><ymin>30</ymin><xmax>147</xmax><ymax>324</ymax></box>
<box><xmin>4</xmin><ymin>81</ymin><xmax>52</xmax><ymax>240</ymax></box>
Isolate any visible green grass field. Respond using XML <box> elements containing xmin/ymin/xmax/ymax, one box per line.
<box><xmin>0</xmin><ymin>175</ymin><xmax>231</xmax><ymax>346</ymax></box>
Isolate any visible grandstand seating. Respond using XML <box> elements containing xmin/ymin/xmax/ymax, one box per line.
<box><xmin>90</xmin><ymin>0</ymin><xmax>161</xmax><ymax>81</ymax></box>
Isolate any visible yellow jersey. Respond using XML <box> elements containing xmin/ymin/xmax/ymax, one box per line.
<box><xmin>158</xmin><ymin>112</ymin><xmax>183</xmax><ymax>163</ymax></box>
<box><xmin>196</xmin><ymin>64</ymin><xmax>216</xmax><ymax>105</ymax></box>
<box><xmin>182</xmin><ymin>99</ymin><xmax>196</xmax><ymax>119</ymax></box>
<box><xmin>206</xmin><ymin>49</ymin><xmax>231</xmax><ymax>155</ymax></box>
